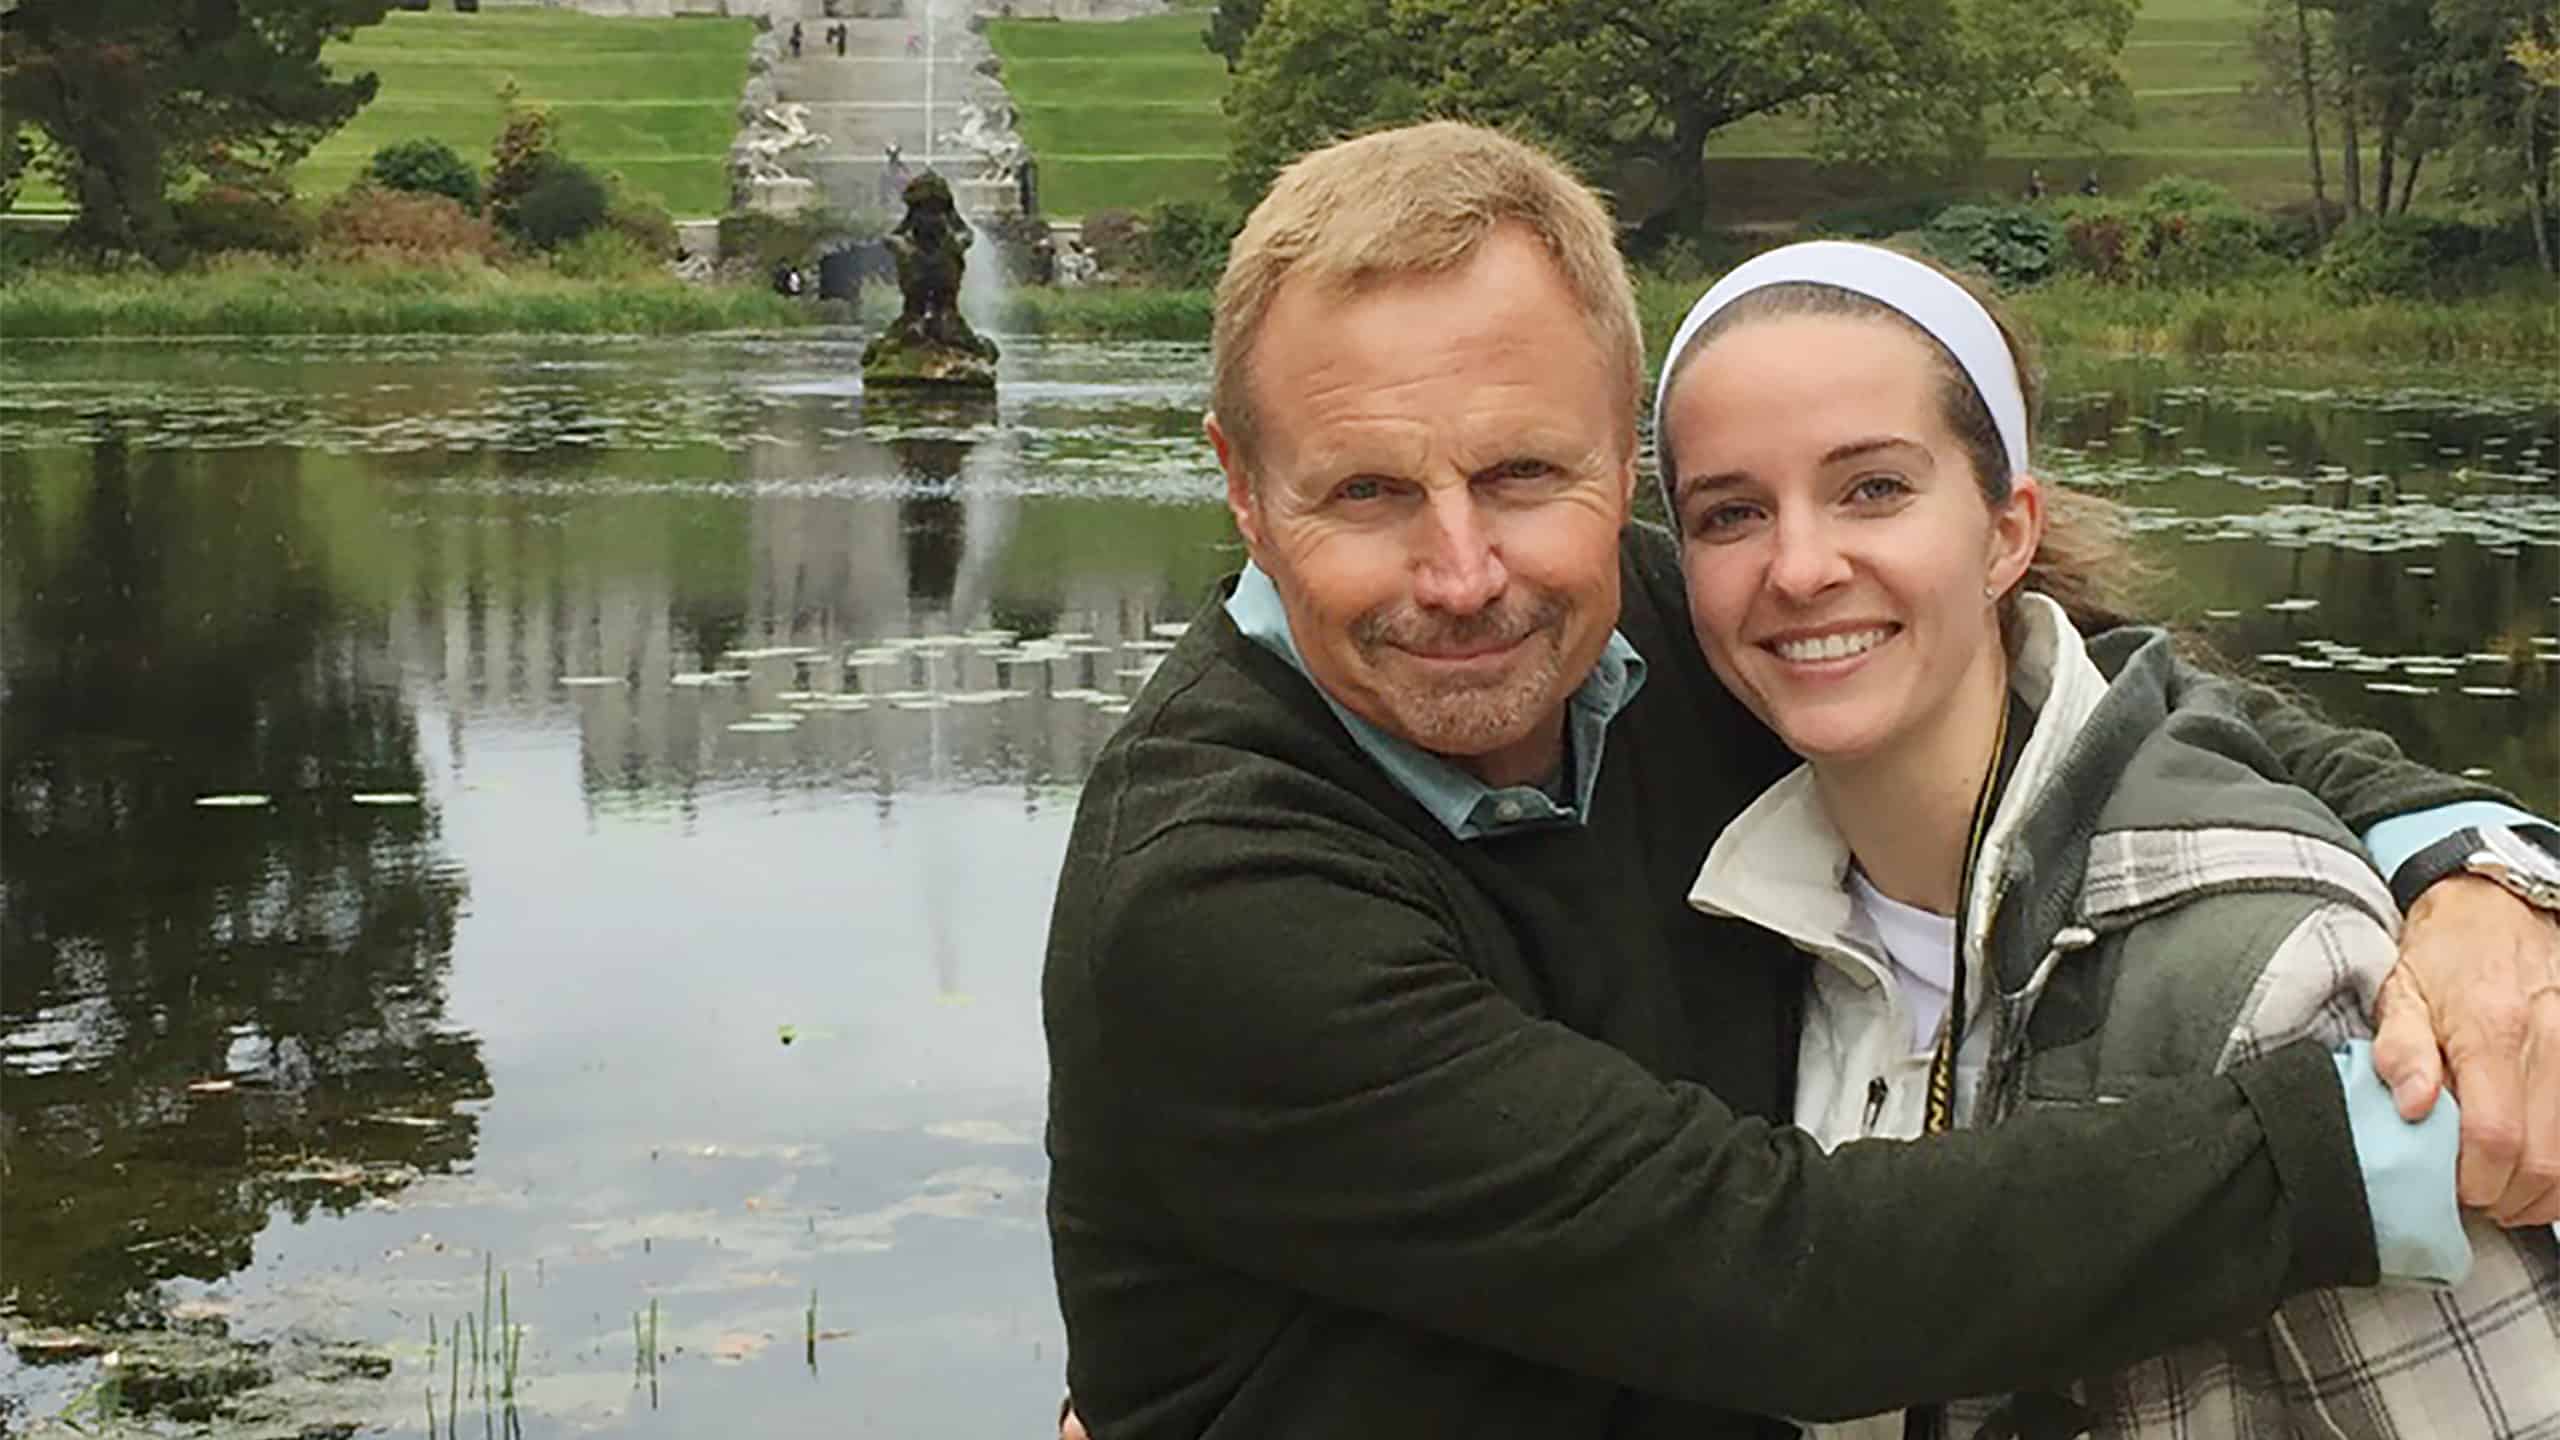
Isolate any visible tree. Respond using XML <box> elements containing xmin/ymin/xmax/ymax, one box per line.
<box><xmin>1201</xmin><ymin>0</ymin><xmax>1265</xmax><ymax>73</ymax></box>
<box><xmin>2291</xmin><ymin>0</ymin><xmax>2334</xmax><ymax>236</ymax></box>
<box><xmin>2430</xmin><ymin>0</ymin><xmax>2556</xmax><ymax>274</ymax></box>
<box><xmin>2314</xmin><ymin>0</ymin><xmax>2448</xmax><ymax>218</ymax></box>
<box><xmin>0</xmin><ymin>0</ymin><xmax>392</xmax><ymax>265</ymax></box>
<box><xmin>2504</xmin><ymin>28</ymin><xmax>2558</xmax><ymax>272</ymax></box>
<box><xmin>1222</xmin><ymin>0</ymin><xmax>2136</xmax><ymax>239</ymax></box>
<box><xmin>484</xmin><ymin>94</ymin><xmax>561</xmax><ymax>235</ymax></box>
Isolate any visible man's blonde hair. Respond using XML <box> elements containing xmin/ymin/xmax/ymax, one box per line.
<box><xmin>1211</xmin><ymin>121</ymin><xmax>1643</xmax><ymax>467</ymax></box>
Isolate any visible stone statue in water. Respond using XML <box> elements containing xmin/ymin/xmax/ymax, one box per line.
<box><xmin>862</xmin><ymin>171</ymin><xmax>999</xmax><ymax>391</ymax></box>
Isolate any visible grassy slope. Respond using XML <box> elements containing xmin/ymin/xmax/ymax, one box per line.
<box><xmin>987</xmin><ymin>9</ymin><xmax>1228</xmax><ymax>216</ymax></box>
<box><xmin>988</xmin><ymin>0</ymin><xmax>2366</xmax><ymax>220</ymax></box>
<box><xmin>11</xmin><ymin>10</ymin><xmax>751</xmax><ymax>217</ymax></box>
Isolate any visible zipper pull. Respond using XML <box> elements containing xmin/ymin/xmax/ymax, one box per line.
<box><xmin>1863</xmin><ymin>1076</ymin><xmax>1888</xmax><ymax>1134</ymax></box>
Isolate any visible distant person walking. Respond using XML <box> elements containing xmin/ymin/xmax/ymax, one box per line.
<box><xmin>2081</xmin><ymin>170</ymin><xmax>2103</xmax><ymax>197</ymax></box>
<box><xmin>2023</xmin><ymin>167</ymin><xmax>2047</xmax><ymax>202</ymax></box>
<box><xmin>789</xmin><ymin>20</ymin><xmax>803</xmax><ymax>57</ymax></box>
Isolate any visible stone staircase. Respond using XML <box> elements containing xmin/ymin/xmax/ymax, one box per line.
<box><xmin>764</xmin><ymin>8</ymin><xmax>1021</xmax><ymax>221</ymax></box>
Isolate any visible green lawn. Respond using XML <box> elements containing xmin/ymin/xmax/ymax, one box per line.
<box><xmin>306</xmin><ymin>10</ymin><xmax>752</xmax><ymax>214</ymax></box>
<box><xmin>10</xmin><ymin>9</ymin><xmax>751</xmax><ymax>218</ymax></box>
<box><xmin>990</xmin><ymin>0</ymin><xmax>2381</xmax><ymax>221</ymax></box>
<box><xmin>987</xmin><ymin>13</ymin><xmax>1228</xmax><ymax>216</ymax></box>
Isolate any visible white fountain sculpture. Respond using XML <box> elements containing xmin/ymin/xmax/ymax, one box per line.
<box><xmin>938</xmin><ymin>101</ymin><xmax>1026</xmax><ymax>184</ymax></box>
<box><xmin>740</xmin><ymin>102</ymin><xmax>830</xmax><ymax>183</ymax></box>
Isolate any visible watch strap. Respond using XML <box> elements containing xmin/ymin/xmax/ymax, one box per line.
<box><xmin>2389</xmin><ymin>822</ymin><xmax>2560</xmax><ymax>913</ymax></box>
<box><xmin>2390</xmin><ymin>828</ymin><xmax>2486</xmax><ymax>913</ymax></box>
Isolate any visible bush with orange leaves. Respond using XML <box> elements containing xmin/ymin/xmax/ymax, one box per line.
<box><xmin>314</xmin><ymin>187</ymin><xmax>506</xmax><ymax>264</ymax></box>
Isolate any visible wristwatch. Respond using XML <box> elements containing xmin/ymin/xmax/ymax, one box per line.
<box><xmin>2390</xmin><ymin>822</ymin><xmax>2560</xmax><ymax>913</ymax></box>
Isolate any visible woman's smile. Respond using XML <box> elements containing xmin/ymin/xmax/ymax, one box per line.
<box><xmin>1764</xmin><ymin>623</ymin><xmax>1899</xmax><ymax>667</ymax></box>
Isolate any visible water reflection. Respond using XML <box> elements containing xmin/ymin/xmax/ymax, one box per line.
<box><xmin>0</xmin><ymin>336</ymin><xmax>2550</xmax><ymax>1435</ymax></box>
<box><xmin>2041</xmin><ymin>362</ymin><xmax>2559</xmax><ymax>800</ymax></box>
<box><xmin>1</xmin><ymin>438</ymin><xmax>487</xmax><ymax>1426</ymax></box>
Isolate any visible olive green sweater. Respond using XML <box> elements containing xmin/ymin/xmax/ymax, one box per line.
<box><xmin>1044</xmin><ymin>526</ymin><xmax>2489</xmax><ymax>1439</ymax></box>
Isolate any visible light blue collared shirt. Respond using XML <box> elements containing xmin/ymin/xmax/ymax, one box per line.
<box><xmin>1224</xmin><ymin>561</ymin><xmax>1645</xmax><ymax>840</ymax></box>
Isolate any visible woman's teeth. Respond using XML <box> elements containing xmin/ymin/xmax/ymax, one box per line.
<box><xmin>1771</xmin><ymin>628</ymin><xmax>1891</xmax><ymax>663</ymax></box>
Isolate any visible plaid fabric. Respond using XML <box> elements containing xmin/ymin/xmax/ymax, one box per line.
<box><xmin>2046</xmin><ymin>829</ymin><xmax>2560</xmax><ymax>1440</ymax></box>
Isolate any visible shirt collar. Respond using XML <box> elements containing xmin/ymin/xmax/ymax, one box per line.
<box><xmin>1224</xmin><ymin>560</ymin><xmax>1646</xmax><ymax>840</ymax></box>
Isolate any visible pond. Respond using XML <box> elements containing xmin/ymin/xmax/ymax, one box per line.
<box><xmin>1</xmin><ymin>334</ymin><xmax>2553</xmax><ymax>1437</ymax></box>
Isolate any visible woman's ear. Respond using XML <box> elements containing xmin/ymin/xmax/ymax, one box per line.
<box><xmin>1989</xmin><ymin>472</ymin><xmax>2045</xmax><ymax>597</ymax></box>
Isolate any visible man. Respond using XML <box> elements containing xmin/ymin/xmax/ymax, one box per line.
<box><xmin>1044</xmin><ymin>122</ymin><xmax>2560</xmax><ymax>1438</ymax></box>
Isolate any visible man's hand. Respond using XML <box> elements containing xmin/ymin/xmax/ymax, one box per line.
<box><xmin>2371</xmin><ymin>875</ymin><xmax>2560</xmax><ymax>1225</ymax></box>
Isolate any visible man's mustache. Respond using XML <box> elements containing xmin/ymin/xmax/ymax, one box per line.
<box><xmin>1352</xmin><ymin>594</ymin><xmax>1565</xmax><ymax>658</ymax></box>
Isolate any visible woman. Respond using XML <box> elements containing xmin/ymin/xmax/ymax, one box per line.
<box><xmin>1656</xmin><ymin>241</ymin><xmax>2560</xmax><ymax>1438</ymax></box>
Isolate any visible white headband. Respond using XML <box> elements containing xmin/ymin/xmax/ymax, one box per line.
<box><xmin>1651</xmin><ymin>241</ymin><xmax>2031</xmax><ymax>492</ymax></box>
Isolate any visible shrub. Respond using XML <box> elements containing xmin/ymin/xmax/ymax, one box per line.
<box><xmin>602</xmin><ymin>187</ymin><xmax>679</xmax><ymax>259</ymax></box>
<box><xmin>2264</xmin><ymin>198</ymin><xmax>2344</xmax><ymax>260</ymax></box>
<box><xmin>315</xmin><ymin>187</ymin><xmax>503</xmax><ymax>263</ymax></box>
<box><xmin>2137</xmin><ymin>203</ymin><xmax>2277</xmax><ymax>286</ymax></box>
<box><xmin>0</xmin><ymin>222</ymin><xmax>63</xmax><ymax>275</ymax></box>
<box><xmin>509</xmin><ymin>155</ymin><xmax>610</xmax><ymax>251</ymax></box>
<box><xmin>2130</xmin><ymin>174</ymin><xmax>2236</xmax><ymax>212</ymax></box>
<box><xmin>2053</xmin><ymin>178</ymin><xmax>2280</xmax><ymax>287</ymax></box>
<box><xmin>1139</xmin><ymin>199</ymin><xmax>1239</xmax><ymax>289</ymax></box>
<box><xmin>1079</xmin><ymin>208</ymin><xmax>1145</xmax><ymax>278</ymax></box>
<box><xmin>717</xmin><ymin>209</ymin><xmax>832</xmax><ymax>273</ymax></box>
<box><xmin>364</xmin><ymin>138</ymin><xmax>483</xmax><ymax>213</ymax></box>
<box><xmin>1915</xmin><ymin>203</ymin><xmax>2063</xmax><ymax>288</ymax></box>
<box><xmin>2315</xmin><ymin>217</ymin><xmax>2443</xmax><ymax>300</ymax></box>
<box><xmin>550</xmin><ymin>228</ymin><xmax>663</xmax><ymax>280</ymax></box>
<box><xmin>172</xmin><ymin>185</ymin><xmax>311</xmax><ymax>258</ymax></box>
<box><xmin>2341</xmin><ymin>211</ymin><xmax>2548</xmax><ymax>276</ymax></box>
<box><xmin>2057</xmin><ymin>202</ymin><xmax>2136</xmax><ymax>280</ymax></box>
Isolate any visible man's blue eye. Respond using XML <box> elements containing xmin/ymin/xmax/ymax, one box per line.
<box><xmin>1340</xmin><ymin>479</ymin><xmax>1382</xmax><ymax>502</ymax></box>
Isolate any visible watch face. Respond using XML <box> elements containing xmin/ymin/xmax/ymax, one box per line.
<box><xmin>2473</xmin><ymin>827</ymin><xmax>2560</xmax><ymax>908</ymax></box>
<box><xmin>2479</xmin><ymin>826</ymin><xmax>2560</xmax><ymax>883</ymax></box>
